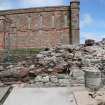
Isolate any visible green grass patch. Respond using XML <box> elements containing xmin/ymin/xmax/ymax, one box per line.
<box><xmin>10</xmin><ymin>48</ymin><xmax>43</xmax><ymax>55</ymax></box>
<box><xmin>0</xmin><ymin>48</ymin><xmax>43</xmax><ymax>63</ymax></box>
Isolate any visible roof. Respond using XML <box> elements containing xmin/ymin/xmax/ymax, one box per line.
<box><xmin>0</xmin><ymin>6</ymin><xmax>70</xmax><ymax>16</ymax></box>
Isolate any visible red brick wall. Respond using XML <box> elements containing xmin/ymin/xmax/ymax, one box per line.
<box><xmin>0</xmin><ymin>32</ymin><xmax>4</xmax><ymax>48</ymax></box>
<box><xmin>0</xmin><ymin>3</ymin><xmax>80</xmax><ymax>49</ymax></box>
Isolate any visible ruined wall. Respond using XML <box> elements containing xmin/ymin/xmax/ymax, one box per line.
<box><xmin>0</xmin><ymin>1</ymin><xmax>80</xmax><ymax>49</ymax></box>
<box><xmin>0</xmin><ymin>32</ymin><xmax>4</xmax><ymax>48</ymax></box>
<box><xmin>70</xmin><ymin>1</ymin><xmax>80</xmax><ymax>44</ymax></box>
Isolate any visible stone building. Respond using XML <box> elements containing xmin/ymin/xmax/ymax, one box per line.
<box><xmin>0</xmin><ymin>0</ymin><xmax>80</xmax><ymax>49</ymax></box>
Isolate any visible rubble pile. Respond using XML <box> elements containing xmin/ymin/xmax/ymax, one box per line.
<box><xmin>0</xmin><ymin>38</ymin><xmax>105</xmax><ymax>87</ymax></box>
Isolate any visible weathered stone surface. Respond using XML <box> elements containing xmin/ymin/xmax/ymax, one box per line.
<box><xmin>35</xmin><ymin>76</ymin><xmax>43</xmax><ymax>82</ymax></box>
<box><xmin>0</xmin><ymin>66</ymin><xmax>4</xmax><ymax>71</ymax></box>
<box><xmin>0</xmin><ymin>82</ymin><xmax>4</xmax><ymax>87</ymax></box>
<box><xmin>59</xmin><ymin>79</ymin><xmax>70</xmax><ymax>86</ymax></box>
<box><xmin>85</xmin><ymin>39</ymin><xmax>95</xmax><ymax>46</ymax></box>
<box><xmin>50</xmin><ymin>75</ymin><xmax>58</xmax><ymax>83</ymax></box>
<box><xmin>0</xmin><ymin>0</ymin><xmax>80</xmax><ymax>49</ymax></box>
<box><xmin>1</xmin><ymin>38</ymin><xmax>105</xmax><ymax>87</ymax></box>
<box><xmin>42</xmin><ymin>76</ymin><xmax>50</xmax><ymax>83</ymax></box>
<box><xmin>0</xmin><ymin>67</ymin><xmax>29</xmax><ymax>79</ymax></box>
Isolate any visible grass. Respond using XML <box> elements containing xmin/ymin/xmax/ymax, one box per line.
<box><xmin>9</xmin><ymin>48</ymin><xmax>43</xmax><ymax>55</ymax></box>
<box><xmin>0</xmin><ymin>48</ymin><xmax>43</xmax><ymax>63</ymax></box>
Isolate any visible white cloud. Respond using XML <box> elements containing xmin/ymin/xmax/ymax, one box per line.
<box><xmin>18</xmin><ymin>0</ymin><xmax>64</xmax><ymax>7</ymax></box>
<box><xmin>0</xmin><ymin>0</ymin><xmax>64</xmax><ymax>10</ymax></box>
<box><xmin>80</xmin><ymin>14</ymin><xmax>93</xmax><ymax>29</ymax></box>
<box><xmin>80</xmin><ymin>13</ymin><xmax>105</xmax><ymax>43</ymax></box>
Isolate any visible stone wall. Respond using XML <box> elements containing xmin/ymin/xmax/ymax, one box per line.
<box><xmin>0</xmin><ymin>32</ymin><xmax>4</xmax><ymax>48</ymax></box>
<box><xmin>0</xmin><ymin>1</ymin><xmax>80</xmax><ymax>49</ymax></box>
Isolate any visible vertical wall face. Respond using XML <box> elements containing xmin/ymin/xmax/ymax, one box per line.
<box><xmin>0</xmin><ymin>17</ymin><xmax>5</xmax><ymax>49</ymax></box>
<box><xmin>0</xmin><ymin>7</ymin><xmax>71</xmax><ymax>49</ymax></box>
<box><xmin>70</xmin><ymin>1</ymin><xmax>80</xmax><ymax>44</ymax></box>
<box><xmin>0</xmin><ymin>16</ymin><xmax>14</xmax><ymax>49</ymax></box>
<box><xmin>0</xmin><ymin>32</ymin><xmax>4</xmax><ymax>49</ymax></box>
<box><xmin>0</xmin><ymin>2</ymin><xmax>80</xmax><ymax>49</ymax></box>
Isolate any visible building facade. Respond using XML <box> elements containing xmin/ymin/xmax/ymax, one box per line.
<box><xmin>0</xmin><ymin>0</ymin><xmax>80</xmax><ymax>49</ymax></box>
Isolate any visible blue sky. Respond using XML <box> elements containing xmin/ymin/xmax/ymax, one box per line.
<box><xmin>0</xmin><ymin>0</ymin><xmax>105</xmax><ymax>43</ymax></box>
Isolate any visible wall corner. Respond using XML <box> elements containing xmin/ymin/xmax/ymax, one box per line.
<box><xmin>70</xmin><ymin>0</ymin><xmax>80</xmax><ymax>45</ymax></box>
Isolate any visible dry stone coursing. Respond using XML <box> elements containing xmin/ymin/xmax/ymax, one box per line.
<box><xmin>0</xmin><ymin>38</ymin><xmax>105</xmax><ymax>87</ymax></box>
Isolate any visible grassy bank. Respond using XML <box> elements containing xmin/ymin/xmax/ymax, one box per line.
<box><xmin>0</xmin><ymin>48</ymin><xmax>43</xmax><ymax>63</ymax></box>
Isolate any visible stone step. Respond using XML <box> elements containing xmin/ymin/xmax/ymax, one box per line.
<box><xmin>0</xmin><ymin>87</ymin><xmax>11</xmax><ymax>104</ymax></box>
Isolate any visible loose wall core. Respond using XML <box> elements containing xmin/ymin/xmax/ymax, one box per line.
<box><xmin>0</xmin><ymin>1</ymin><xmax>80</xmax><ymax>49</ymax></box>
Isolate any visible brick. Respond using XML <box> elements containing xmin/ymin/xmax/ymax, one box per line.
<box><xmin>0</xmin><ymin>1</ymin><xmax>80</xmax><ymax>49</ymax></box>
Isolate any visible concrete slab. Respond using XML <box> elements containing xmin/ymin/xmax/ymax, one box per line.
<box><xmin>73</xmin><ymin>91</ymin><xmax>97</xmax><ymax>105</ymax></box>
<box><xmin>3</xmin><ymin>87</ymin><xmax>76</xmax><ymax>105</ymax></box>
<box><xmin>0</xmin><ymin>87</ymin><xmax>10</xmax><ymax>102</ymax></box>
